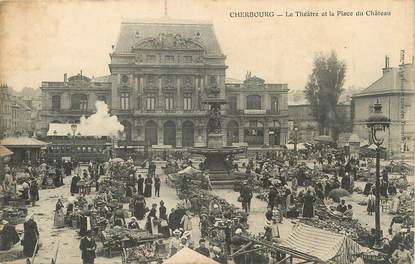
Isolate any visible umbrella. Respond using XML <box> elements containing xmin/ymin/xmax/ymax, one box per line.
<box><xmin>165</xmin><ymin>247</ymin><xmax>219</xmax><ymax>264</ymax></box>
<box><xmin>111</xmin><ymin>158</ymin><xmax>124</xmax><ymax>162</ymax></box>
<box><xmin>328</xmin><ymin>188</ymin><xmax>351</xmax><ymax>203</ymax></box>
<box><xmin>314</xmin><ymin>135</ymin><xmax>333</xmax><ymax>143</ymax></box>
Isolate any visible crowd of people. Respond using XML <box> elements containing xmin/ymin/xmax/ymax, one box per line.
<box><xmin>1</xmin><ymin>142</ymin><xmax>414</xmax><ymax>264</ymax></box>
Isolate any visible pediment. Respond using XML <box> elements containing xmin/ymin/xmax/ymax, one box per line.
<box><xmin>132</xmin><ymin>34</ymin><xmax>205</xmax><ymax>51</ymax></box>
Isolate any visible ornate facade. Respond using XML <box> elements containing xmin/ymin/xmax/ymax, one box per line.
<box><xmin>40</xmin><ymin>18</ymin><xmax>289</xmax><ymax>148</ymax></box>
<box><xmin>109</xmin><ymin>19</ymin><xmax>227</xmax><ymax>148</ymax></box>
<box><xmin>40</xmin><ymin>74</ymin><xmax>112</xmax><ymax>136</ymax></box>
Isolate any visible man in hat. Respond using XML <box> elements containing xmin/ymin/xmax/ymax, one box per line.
<box><xmin>79</xmin><ymin>230</ymin><xmax>97</xmax><ymax>264</ymax></box>
<box><xmin>240</xmin><ymin>182</ymin><xmax>253</xmax><ymax>214</ymax></box>
<box><xmin>195</xmin><ymin>238</ymin><xmax>210</xmax><ymax>257</ymax></box>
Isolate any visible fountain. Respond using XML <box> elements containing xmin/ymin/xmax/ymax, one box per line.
<box><xmin>188</xmin><ymin>82</ymin><xmax>246</xmax><ymax>188</ymax></box>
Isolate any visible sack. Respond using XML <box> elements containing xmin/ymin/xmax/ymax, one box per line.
<box><xmin>237</xmin><ymin>196</ymin><xmax>243</xmax><ymax>203</ymax></box>
<box><xmin>160</xmin><ymin>220</ymin><xmax>168</xmax><ymax>227</ymax></box>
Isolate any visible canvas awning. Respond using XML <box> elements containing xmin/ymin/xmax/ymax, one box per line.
<box><xmin>165</xmin><ymin>247</ymin><xmax>219</xmax><ymax>264</ymax></box>
<box><xmin>278</xmin><ymin>224</ymin><xmax>369</xmax><ymax>264</ymax></box>
<box><xmin>0</xmin><ymin>137</ymin><xmax>49</xmax><ymax>148</ymax></box>
<box><xmin>177</xmin><ymin>166</ymin><xmax>201</xmax><ymax>175</ymax></box>
<box><xmin>0</xmin><ymin>145</ymin><xmax>13</xmax><ymax>157</ymax></box>
<box><xmin>314</xmin><ymin>135</ymin><xmax>333</xmax><ymax>143</ymax></box>
<box><xmin>285</xmin><ymin>143</ymin><xmax>306</xmax><ymax>150</ymax></box>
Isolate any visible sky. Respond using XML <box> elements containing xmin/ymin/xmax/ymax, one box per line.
<box><xmin>0</xmin><ymin>0</ymin><xmax>413</xmax><ymax>92</ymax></box>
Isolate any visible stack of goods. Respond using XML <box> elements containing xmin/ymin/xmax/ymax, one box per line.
<box><xmin>122</xmin><ymin>243</ymin><xmax>160</xmax><ymax>264</ymax></box>
<box><xmin>102</xmin><ymin>226</ymin><xmax>160</xmax><ymax>243</ymax></box>
<box><xmin>2</xmin><ymin>207</ymin><xmax>26</xmax><ymax>225</ymax></box>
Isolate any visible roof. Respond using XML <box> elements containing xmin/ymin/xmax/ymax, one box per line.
<box><xmin>114</xmin><ymin>18</ymin><xmax>223</xmax><ymax>56</ymax></box>
<box><xmin>0</xmin><ymin>145</ymin><xmax>13</xmax><ymax>157</ymax></box>
<box><xmin>90</xmin><ymin>75</ymin><xmax>111</xmax><ymax>83</ymax></box>
<box><xmin>165</xmin><ymin>247</ymin><xmax>219</xmax><ymax>264</ymax></box>
<box><xmin>355</xmin><ymin>64</ymin><xmax>414</xmax><ymax>97</ymax></box>
<box><xmin>279</xmin><ymin>224</ymin><xmax>368</xmax><ymax>264</ymax></box>
<box><xmin>47</xmin><ymin>123</ymin><xmax>117</xmax><ymax>137</ymax></box>
<box><xmin>225</xmin><ymin>77</ymin><xmax>243</xmax><ymax>84</ymax></box>
<box><xmin>1</xmin><ymin>137</ymin><xmax>48</xmax><ymax>148</ymax></box>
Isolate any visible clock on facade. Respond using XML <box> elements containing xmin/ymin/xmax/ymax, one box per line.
<box><xmin>121</xmin><ymin>75</ymin><xmax>129</xmax><ymax>83</ymax></box>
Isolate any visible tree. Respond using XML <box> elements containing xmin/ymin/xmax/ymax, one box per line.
<box><xmin>304</xmin><ymin>51</ymin><xmax>346</xmax><ymax>140</ymax></box>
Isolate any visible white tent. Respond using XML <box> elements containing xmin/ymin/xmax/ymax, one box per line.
<box><xmin>164</xmin><ymin>247</ymin><xmax>219</xmax><ymax>264</ymax></box>
<box><xmin>279</xmin><ymin>224</ymin><xmax>369</xmax><ymax>264</ymax></box>
<box><xmin>177</xmin><ymin>166</ymin><xmax>201</xmax><ymax>175</ymax></box>
<box><xmin>285</xmin><ymin>143</ymin><xmax>306</xmax><ymax>150</ymax></box>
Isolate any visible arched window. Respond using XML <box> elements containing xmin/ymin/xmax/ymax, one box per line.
<box><xmin>52</xmin><ymin>95</ymin><xmax>61</xmax><ymax>111</ymax></box>
<box><xmin>71</xmin><ymin>94</ymin><xmax>88</xmax><ymax>110</ymax></box>
<box><xmin>246</xmin><ymin>95</ymin><xmax>261</xmax><ymax>109</ymax></box>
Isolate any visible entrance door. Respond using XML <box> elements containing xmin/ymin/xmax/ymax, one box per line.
<box><xmin>145</xmin><ymin>120</ymin><xmax>158</xmax><ymax>146</ymax></box>
<box><xmin>163</xmin><ymin>121</ymin><xmax>176</xmax><ymax>147</ymax></box>
<box><xmin>182</xmin><ymin>121</ymin><xmax>195</xmax><ymax>147</ymax></box>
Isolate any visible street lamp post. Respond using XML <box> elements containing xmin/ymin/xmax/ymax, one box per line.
<box><xmin>294</xmin><ymin>127</ymin><xmax>298</xmax><ymax>153</ymax></box>
<box><xmin>366</xmin><ymin>99</ymin><xmax>390</xmax><ymax>249</ymax></box>
<box><xmin>71</xmin><ymin>124</ymin><xmax>77</xmax><ymax>161</ymax></box>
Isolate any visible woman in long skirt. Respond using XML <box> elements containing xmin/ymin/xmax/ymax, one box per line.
<box><xmin>146</xmin><ymin>204</ymin><xmax>159</xmax><ymax>235</ymax></box>
<box><xmin>367</xmin><ymin>190</ymin><xmax>376</xmax><ymax>215</ymax></box>
<box><xmin>23</xmin><ymin>214</ymin><xmax>39</xmax><ymax>259</ymax></box>
<box><xmin>144</xmin><ymin>175</ymin><xmax>153</xmax><ymax>197</ymax></box>
<box><xmin>54</xmin><ymin>198</ymin><xmax>65</xmax><ymax>228</ymax></box>
<box><xmin>134</xmin><ymin>195</ymin><xmax>146</xmax><ymax>220</ymax></box>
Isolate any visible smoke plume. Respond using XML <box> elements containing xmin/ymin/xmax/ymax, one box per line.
<box><xmin>77</xmin><ymin>101</ymin><xmax>124</xmax><ymax>137</ymax></box>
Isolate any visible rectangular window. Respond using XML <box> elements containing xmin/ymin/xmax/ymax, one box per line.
<box><xmin>271</xmin><ymin>96</ymin><xmax>279</xmax><ymax>112</ymax></box>
<box><xmin>79</xmin><ymin>98</ymin><xmax>87</xmax><ymax>110</ymax></box>
<box><xmin>146</xmin><ymin>55</ymin><xmax>156</xmax><ymax>63</ymax></box>
<box><xmin>165</xmin><ymin>55</ymin><xmax>174</xmax><ymax>63</ymax></box>
<box><xmin>229</xmin><ymin>96</ymin><xmax>237</xmax><ymax>111</ymax></box>
<box><xmin>165</xmin><ymin>93</ymin><xmax>174</xmax><ymax>110</ymax></box>
<box><xmin>146</xmin><ymin>94</ymin><xmax>156</xmax><ymax>111</ymax></box>
<box><xmin>120</xmin><ymin>92</ymin><xmax>130</xmax><ymax>110</ymax></box>
<box><xmin>184</xmin><ymin>94</ymin><xmax>192</xmax><ymax>111</ymax></box>
<box><xmin>183</xmin><ymin>56</ymin><xmax>192</xmax><ymax>63</ymax></box>
<box><xmin>246</xmin><ymin>95</ymin><xmax>261</xmax><ymax>109</ymax></box>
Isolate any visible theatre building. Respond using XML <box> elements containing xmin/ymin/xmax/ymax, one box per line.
<box><xmin>109</xmin><ymin>18</ymin><xmax>227</xmax><ymax>148</ymax></box>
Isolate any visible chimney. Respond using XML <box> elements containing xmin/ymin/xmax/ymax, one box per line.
<box><xmin>382</xmin><ymin>55</ymin><xmax>392</xmax><ymax>76</ymax></box>
<box><xmin>64</xmin><ymin>73</ymin><xmax>67</xmax><ymax>83</ymax></box>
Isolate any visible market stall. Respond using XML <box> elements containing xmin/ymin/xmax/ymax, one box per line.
<box><xmin>277</xmin><ymin>223</ymin><xmax>372</xmax><ymax>264</ymax></box>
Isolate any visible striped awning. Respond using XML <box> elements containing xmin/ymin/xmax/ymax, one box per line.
<box><xmin>279</xmin><ymin>224</ymin><xmax>368</xmax><ymax>264</ymax></box>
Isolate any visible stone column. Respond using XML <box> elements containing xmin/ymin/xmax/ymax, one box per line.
<box><xmin>238</xmin><ymin>126</ymin><xmax>244</xmax><ymax>143</ymax></box>
<box><xmin>158</xmin><ymin>76</ymin><xmax>163</xmax><ymax>110</ymax></box>
<box><xmin>263</xmin><ymin>120</ymin><xmax>270</xmax><ymax>146</ymax></box>
<box><xmin>176</xmin><ymin>120</ymin><xmax>182</xmax><ymax>148</ymax></box>
<box><xmin>157</xmin><ymin>120</ymin><xmax>164</xmax><ymax>145</ymax></box>
<box><xmin>177</xmin><ymin>77</ymin><xmax>181</xmax><ymax>110</ymax></box>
